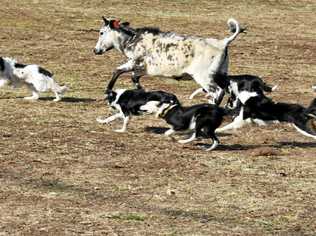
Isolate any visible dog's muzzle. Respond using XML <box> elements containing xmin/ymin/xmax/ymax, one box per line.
<box><xmin>94</xmin><ymin>48</ymin><xmax>103</xmax><ymax>55</ymax></box>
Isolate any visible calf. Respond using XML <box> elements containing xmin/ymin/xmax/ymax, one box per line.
<box><xmin>94</xmin><ymin>17</ymin><xmax>245</xmax><ymax>104</ymax></box>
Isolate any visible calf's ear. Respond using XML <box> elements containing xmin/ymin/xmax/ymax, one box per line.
<box><xmin>109</xmin><ymin>20</ymin><xmax>120</xmax><ymax>29</ymax></box>
<box><xmin>102</xmin><ymin>16</ymin><xmax>109</xmax><ymax>25</ymax></box>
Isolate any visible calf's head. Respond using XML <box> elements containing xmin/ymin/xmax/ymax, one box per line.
<box><xmin>94</xmin><ymin>17</ymin><xmax>129</xmax><ymax>55</ymax></box>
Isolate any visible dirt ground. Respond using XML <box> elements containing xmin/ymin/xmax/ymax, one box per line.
<box><xmin>0</xmin><ymin>0</ymin><xmax>316</xmax><ymax>235</ymax></box>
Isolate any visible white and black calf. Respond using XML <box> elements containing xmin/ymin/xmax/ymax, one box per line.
<box><xmin>94</xmin><ymin>17</ymin><xmax>245</xmax><ymax>104</ymax></box>
<box><xmin>142</xmin><ymin>102</ymin><xmax>229</xmax><ymax>150</ymax></box>
<box><xmin>0</xmin><ymin>57</ymin><xmax>67</xmax><ymax>101</ymax></box>
<box><xmin>216</xmin><ymin>92</ymin><xmax>316</xmax><ymax>140</ymax></box>
<box><xmin>96</xmin><ymin>88</ymin><xmax>179</xmax><ymax>133</ymax></box>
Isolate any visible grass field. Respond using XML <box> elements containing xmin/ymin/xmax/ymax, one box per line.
<box><xmin>1</xmin><ymin>0</ymin><xmax>316</xmax><ymax>235</ymax></box>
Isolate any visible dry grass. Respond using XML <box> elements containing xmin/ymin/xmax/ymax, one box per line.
<box><xmin>1</xmin><ymin>0</ymin><xmax>316</xmax><ymax>235</ymax></box>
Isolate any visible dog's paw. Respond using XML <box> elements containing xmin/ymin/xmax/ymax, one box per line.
<box><xmin>178</xmin><ymin>139</ymin><xmax>193</xmax><ymax>144</ymax></box>
<box><xmin>53</xmin><ymin>97</ymin><xmax>61</xmax><ymax>102</ymax></box>
<box><xmin>23</xmin><ymin>96</ymin><xmax>39</xmax><ymax>101</ymax></box>
<box><xmin>114</xmin><ymin>129</ymin><xmax>126</xmax><ymax>133</ymax></box>
<box><xmin>202</xmin><ymin>140</ymin><xmax>219</xmax><ymax>151</ymax></box>
<box><xmin>96</xmin><ymin>117</ymin><xmax>108</xmax><ymax>124</ymax></box>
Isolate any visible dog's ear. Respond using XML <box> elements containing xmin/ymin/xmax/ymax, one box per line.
<box><xmin>105</xmin><ymin>89</ymin><xmax>116</xmax><ymax>101</ymax></box>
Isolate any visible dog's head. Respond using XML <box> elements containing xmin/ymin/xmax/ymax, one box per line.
<box><xmin>104</xmin><ymin>89</ymin><xmax>117</xmax><ymax>105</ymax></box>
<box><xmin>12</xmin><ymin>66</ymin><xmax>29</xmax><ymax>79</ymax></box>
<box><xmin>152</xmin><ymin>91</ymin><xmax>180</xmax><ymax>106</ymax></box>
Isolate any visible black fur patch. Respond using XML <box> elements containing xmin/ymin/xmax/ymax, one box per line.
<box><xmin>233</xmin><ymin>94</ymin><xmax>316</xmax><ymax>138</ymax></box>
<box><xmin>106</xmin><ymin>89</ymin><xmax>179</xmax><ymax>116</ymax></box>
<box><xmin>161</xmin><ymin>103</ymin><xmax>227</xmax><ymax>144</ymax></box>
<box><xmin>38</xmin><ymin>66</ymin><xmax>53</xmax><ymax>77</ymax></box>
<box><xmin>135</xmin><ymin>27</ymin><xmax>161</xmax><ymax>35</ymax></box>
<box><xmin>14</xmin><ymin>63</ymin><xmax>27</xmax><ymax>68</ymax></box>
<box><xmin>0</xmin><ymin>57</ymin><xmax>4</xmax><ymax>71</ymax></box>
<box><xmin>165</xmin><ymin>43</ymin><xmax>178</xmax><ymax>51</ymax></box>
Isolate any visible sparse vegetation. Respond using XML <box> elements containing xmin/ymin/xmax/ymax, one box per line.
<box><xmin>0</xmin><ymin>0</ymin><xmax>316</xmax><ymax>235</ymax></box>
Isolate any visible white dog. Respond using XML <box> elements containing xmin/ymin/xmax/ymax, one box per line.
<box><xmin>0</xmin><ymin>57</ymin><xmax>67</xmax><ymax>101</ymax></box>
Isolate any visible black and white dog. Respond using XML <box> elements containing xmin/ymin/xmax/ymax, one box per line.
<box><xmin>217</xmin><ymin>74</ymin><xmax>277</xmax><ymax>109</ymax></box>
<box><xmin>141</xmin><ymin>102</ymin><xmax>229</xmax><ymax>150</ymax></box>
<box><xmin>96</xmin><ymin>88</ymin><xmax>179</xmax><ymax>132</ymax></box>
<box><xmin>190</xmin><ymin>73</ymin><xmax>277</xmax><ymax>108</ymax></box>
<box><xmin>0</xmin><ymin>57</ymin><xmax>67</xmax><ymax>101</ymax></box>
<box><xmin>216</xmin><ymin>91</ymin><xmax>316</xmax><ymax>139</ymax></box>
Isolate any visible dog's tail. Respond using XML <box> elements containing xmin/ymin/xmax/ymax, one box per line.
<box><xmin>222</xmin><ymin>18</ymin><xmax>246</xmax><ymax>47</ymax></box>
<box><xmin>57</xmin><ymin>85</ymin><xmax>68</xmax><ymax>95</ymax></box>
<box><xmin>52</xmin><ymin>81</ymin><xmax>68</xmax><ymax>95</ymax></box>
<box><xmin>293</xmin><ymin>98</ymin><xmax>316</xmax><ymax>139</ymax></box>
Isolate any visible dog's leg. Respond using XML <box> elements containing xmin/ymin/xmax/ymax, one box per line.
<box><xmin>115</xmin><ymin>116</ymin><xmax>129</xmax><ymax>133</ymax></box>
<box><xmin>96</xmin><ymin>113</ymin><xmax>122</xmax><ymax>124</ymax></box>
<box><xmin>131</xmin><ymin>72</ymin><xmax>143</xmax><ymax>89</ymax></box>
<box><xmin>253</xmin><ymin>119</ymin><xmax>268</xmax><ymax>126</ymax></box>
<box><xmin>53</xmin><ymin>86</ymin><xmax>67</xmax><ymax>102</ymax></box>
<box><xmin>178</xmin><ymin>132</ymin><xmax>196</xmax><ymax>144</ymax></box>
<box><xmin>164</xmin><ymin>128</ymin><xmax>175</xmax><ymax>136</ymax></box>
<box><xmin>216</xmin><ymin>107</ymin><xmax>246</xmax><ymax>132</ymax></box>
<box><xmin>293</xmin><ymin>123</ymin><xmax>316</xmax><ymax>139</ymax></box>
<box><xmin>24</xmin><ymin>91</ymin><xmax>39</xmax><ymax>100</ymax></box>
<box><xmin>216</xmin><ymin>117</ymin><xmax>246</xmax><ymax>132</ymax></box>
<box><xmin>53</xmin><ymin>91</ymin><xmax>61</xmax><ymax>102</ymax></box>
<box><xmin>189</xmin><ymin>88</ymin><xmax>204</xmax><ymax>99</ymax></box>
<box><xmin>214</xmin><ymin>87</ymin><xmax>225</xmax><ymax>105</ymax></box>
<box><xmin>204</xmin><ymin>137</ymin><xmax>219</xmax><ymax>151</ymax></box>
<box><xmin>0</xmin><ymin>79</ymin><xmax>8</xmax><ymax>87</ymax></box>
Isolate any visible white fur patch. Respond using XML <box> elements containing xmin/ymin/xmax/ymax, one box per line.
<box><xmin>1</xmin><ymin>58</ymin><xmax>66</xmax><ymax>101</ymax></box>
<box><xmin>110</xmin><ymin>89</ymin><xmax>126</xmax><ymax>107</ymax></box>
<box><xmin>140</xmin><ymin>101</ymin><xmax>160</xmax><ymax>113</ymax></box>
<box><xmin>238</xmin><ymin>91</ymin><xmax>258</xmax><ymax>104</ymax></box>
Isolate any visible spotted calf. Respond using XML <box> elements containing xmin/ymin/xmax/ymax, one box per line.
<box><xmin>94</xmin><ymin>17</ymin><xmax>245</xmax><ymax>104</ymax></box>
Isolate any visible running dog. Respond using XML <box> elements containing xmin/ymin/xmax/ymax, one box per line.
<box><xmin>0</xmin><ymin>57</ymin><xmax>67</xmax><ymax>101</ymax></box>
<box><xmin>96</xmin><ymin>88</ymin><xmax>179</xmax><ymax>132</ymax></box>
<box><xmin>141</xmin><ymin>101</ymin><xmax>229</xmax><ymax>150</ymax></box>
<box><xmin>216</xmin><ymin>91</ymin><xmax>316</xmax><ymax>139</ymax></box>
<box><xmin>190</xmin><ymin>73</ymin><xmax>277</xmax><ymax>108</ymax></box>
